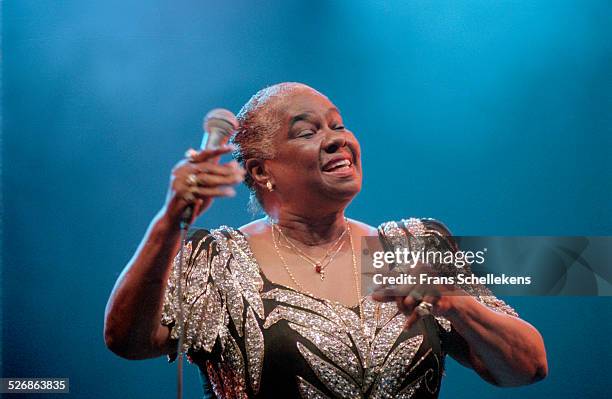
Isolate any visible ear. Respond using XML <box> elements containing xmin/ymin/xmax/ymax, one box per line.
<box><xmin>245</xmin><ymin>158</ymin><xmax>271</xmax><ymax>189</ymax></box>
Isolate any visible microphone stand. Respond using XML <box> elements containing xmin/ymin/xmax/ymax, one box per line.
<box><xmin>176</xmin><ymin>218</ymin><xmax>190</xmax><ymax>399</ymax></box>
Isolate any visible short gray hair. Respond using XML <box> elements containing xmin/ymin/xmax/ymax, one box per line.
<box><xmin>231</xmin><ymin>82</ymin><xmax>317</xmax><ymax>213</ymax></box>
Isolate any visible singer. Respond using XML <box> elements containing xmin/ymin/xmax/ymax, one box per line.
<box><xmin>104</xmin><ymin>82</ymin><xmax>547</xmax><ymax>398</ymax></box>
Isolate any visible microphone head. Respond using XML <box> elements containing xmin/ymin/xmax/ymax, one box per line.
<box><xmin>204</xmin><ymin>108</ymin><xmax>239</xmax><ymax>136</ymax></box>
<box><xmin>202</xmin><ymin>108</ymin><xmax>239</xmax><ymax>149</ymax></box>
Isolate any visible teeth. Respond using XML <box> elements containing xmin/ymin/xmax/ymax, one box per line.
<box><xmin>324</xmin><ymin>158</ymin><xmax>352</xmax><ymax>171</ymax></box>
<box><xmin>334</xmin><ymin>159</ymin><xmax>350</xmax><ymax>167</ymax></box>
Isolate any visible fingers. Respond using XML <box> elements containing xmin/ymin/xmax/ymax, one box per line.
<box><xmin>189</xmin><ymin>170</ymin><xmax>244</xmax><ymax>187</ymax></box>
<box><xmin>398</xmin><ymin>295</ymin><xmax>418</xmax><ymax>315</ymax></box>
<box><xmin>174</xmin><ymin>155</ymin><xmax>245</xmax><ymax>189</ymax></box>
<box><xmin>169</xmin><ymin>157</ymin><xmax>244</xmax><ymax>208</ymax></box>
<box><xmin>403</xmin><ymin>311</ymin><xmax>420</xmax><ymax>331</ymax></box>
<box><xmin>421</xmin><ymin>293</ymin><xmax>440</xmax><ymax>309</ymax></box>
<box><xmin>181</xmin><ymin>157</ymin><xmax>246</xmax><ymax>183</ymax></box>
<box><xmin>165</xmin><ymin>145</ymin><xmax>245</xmax><ymax>223</ymax></box>
<box><xmin>175</xmin><ymin>174</ymin><xmax>239</xmax><ymax>201</ymax></box>
<box><xmin>185</xmin><ymin>145</ymin><xmax>236</xmax><ymax>163</ymax></box>
<box><xmin>373</xmin><ymin>284</ymin><xmax>417</xmax><ymax>298</ymax></box>
<box><xmin>177</xmin><ymin>161</ymin><xmax>244</xmax><ymax>194</ymax></box>
<box><xmin>372</xmin><ymin>282</ymin><xmax>416</xmax><ymax>302</ymax></box>
<box><xmin>189</xmin><ymin>186</ymin><xmax>237</xmax><ymax>199</ymax></box>
<box><xmin>372</xmin><ymin>287</ymin><xmax>400</xmax><ymax>303</ymax></box>
<box><xmin>375</xmin><ymin>284</ymin><xmax>442</xmax><ymax>331</ymax></box>
<box><xmin>196</xmin><ymin>161</ymin><xmax>245</xmax><ymax>177</ymax></box>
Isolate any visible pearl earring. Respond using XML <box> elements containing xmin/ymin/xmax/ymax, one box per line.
<box><xmin>266</xmin><ymin>181</ymin><xmax>274</xmax><ymax>192</ymax></box>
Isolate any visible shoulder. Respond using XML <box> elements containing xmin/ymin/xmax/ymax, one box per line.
<box><xmin>183</xmin><ymin>225</ymin><xmax>243</xmax><ymax>252</ymax></box>
<box><xmin>347</xmin><ymin>218</ymin><xmax>377</xmax><ymax>236</ymax></box>
<box><xmin>238</xmin><ymin>218</ymin><xmax>268</xmax><ymax>237</ymax></box>
<box><xmin>377</xmin><ymin>217</ymin><xmax>451</xmax><ymax>234</ymax></box>
<box><xmin>185</xmin><ymin>228</ymin><xmax>212</xmax><ymax>243</ymax></box>
<box><xmin>419</xmin><ymin>218</ymin><xmax>453</xmax><ymax>235</ymax></box>
<box><xmin>377</xmin><ymin>217</ymin><xmax>458</xmax><ymax>251</ymax></box>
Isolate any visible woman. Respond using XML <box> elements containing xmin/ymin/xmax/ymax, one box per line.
<box><xmin>104</xmin><ymin>82</ymin><xmax>547</xmax><ymax>398</ymax></box>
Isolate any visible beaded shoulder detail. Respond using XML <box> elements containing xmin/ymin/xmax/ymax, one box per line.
<box><xmin>161</xmin><ymin>227</ymin><xmax>265</xmax><ymax>395</ymax></box>
<box><xmin>161</xmin><ymin>231</ymin><xmax>224</xmax><ymax>353</ymax></box>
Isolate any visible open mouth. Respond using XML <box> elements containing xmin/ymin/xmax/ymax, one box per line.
<box><xmin>322</xmin><ymin>158</ymin><xmax>353</xmax><ymax>173</ymax></box>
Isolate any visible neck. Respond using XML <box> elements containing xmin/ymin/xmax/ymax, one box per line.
<box><xmin>268</xmin><ymin>208</ymin><xmax>348</xmax><ymax>246</ymax></box>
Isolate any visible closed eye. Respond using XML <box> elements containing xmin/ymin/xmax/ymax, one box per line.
<box><xmin>298</xmin><ymin>129</ymin><xmax>316</xmax><ymax>138</ymax></box>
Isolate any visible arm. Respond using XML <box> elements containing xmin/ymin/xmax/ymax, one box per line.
<box><xmin>442</xmin><ymin>295</ymin><xmax>548</xmax><ymax>386</ymax></box>
<box><xmin>104</xmin><ymin>145</ymin><xmax>245</xmax><ymax>359</ymax></box>
<box><xmin>374</xmin><ymin>218</ymin><xmax>548</xmax><ymax>387</ymax></box>
<box><xmin>104</xmin><ymin>210</ymin><xmax>181</xmax><ymax>359</ymax></box>
<box><xmin>424</xmin><ymin>219</ymin><xmax>548</xmax><ymax>386</ymax></box>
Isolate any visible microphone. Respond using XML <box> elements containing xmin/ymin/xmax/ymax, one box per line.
<box><xmin>180</xmin><ymin>108</ymin><xmax>239</xmax><ymax>227</ymax></box>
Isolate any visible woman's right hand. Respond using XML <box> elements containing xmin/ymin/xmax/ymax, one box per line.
<box><xmin>163</xmin><ymin>144</ymin><xmax>246</xmax><ymax>224</ymax></box>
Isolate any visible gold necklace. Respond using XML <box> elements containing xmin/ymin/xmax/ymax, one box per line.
<box><xmin>271</xmin><ymin>220</ymin><xmax>364</xmax><ymax>323</ymax></box>
<box><xmin>275</xmin><ymin>225</ymin><xmax>346</xmax><ymax>280</ymax></box>
<box><xmin>275</xmin><ymin>223</ymin><xmax>347</xmax><ymax>278</ymax></box>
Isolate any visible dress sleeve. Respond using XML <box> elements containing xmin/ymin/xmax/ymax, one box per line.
<box><xmin>161</xmin><ymin>229</ymin><xmax>226</xmax><ymax>359</ymax></box>
<box><xmin>378</xmin><ymin>218</ymin><xmax>518</xmax><ymax>335</ymax></box>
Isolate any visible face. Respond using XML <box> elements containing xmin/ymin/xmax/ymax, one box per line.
<box><xmin>264</xmin><ymin>88</ymin><xmax>362</xmax><ymax>212</ymax></box>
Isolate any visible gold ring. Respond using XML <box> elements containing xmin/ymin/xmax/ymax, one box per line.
<box><xmin>415</xmin><ymin>301</ymin><xmax>433</xmax><ymax>317</ymax></box>
<box><xmin>186</xmin><ymin>173</ymin><xmax>198</xmax><ymax>186</ymax></box>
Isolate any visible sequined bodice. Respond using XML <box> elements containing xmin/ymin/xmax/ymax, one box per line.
<box><xmin>161</xmin><ymin>219</ymin><xmax>517</xmax><ymax>398</ymax></box>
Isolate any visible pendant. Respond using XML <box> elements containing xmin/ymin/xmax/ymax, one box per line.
<box><xmin>315</xmin><ymin>263</ymin><xmax>322</xmax><ymax>273</ymax></box>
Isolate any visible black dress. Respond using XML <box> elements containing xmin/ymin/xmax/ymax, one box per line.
<box><xmin>161</xmin><ymin>218</ymin><xmax>517</xmax><ymax>398</ymax></box>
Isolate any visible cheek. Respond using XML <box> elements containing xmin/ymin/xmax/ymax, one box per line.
<box><xmin>281</xmin><ymin>142</ymin><xmax>321</xmax><ymax>167</ymax></box>
<box><xmin>271</xmin><ymin>149</ymin><xmax>321</xmax><ymax>184</ymax></box>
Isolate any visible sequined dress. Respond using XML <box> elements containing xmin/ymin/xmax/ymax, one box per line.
<box><xmin>161</xmin><ymin>218</ymin><xmax>517</xmax><ymax>398</ymax></box>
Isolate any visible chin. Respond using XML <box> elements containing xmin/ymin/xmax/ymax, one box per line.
<box><xmin>326</xmin><ymin>181</ymin><xmax>362</xmax><ymax>201</ymax></box>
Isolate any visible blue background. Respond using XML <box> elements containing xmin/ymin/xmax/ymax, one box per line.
<box><xmin>3</xmin><ymin>1</ymin><xmax>611</xmax><ymax>398</ymax></box>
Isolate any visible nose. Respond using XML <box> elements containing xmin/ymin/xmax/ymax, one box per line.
<box><xmin>323</xmin><ymin>131</ymin><xmax>347</xmax><ymax>154</ymax></box>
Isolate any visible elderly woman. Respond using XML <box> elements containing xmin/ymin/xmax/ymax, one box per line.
<box><xmin>104</xmin><ymin>83</ymin><xmax>547</xmax><ymax>398</ymax></box>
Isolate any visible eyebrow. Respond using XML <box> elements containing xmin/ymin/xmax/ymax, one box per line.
<box><xmin>289</xmin><ymin>112</ymin><xmax>315</xmax><ymax>128</ymax></box>
<box><xmin>289</xmin><ymin>107</ymin><xmax>341</xmax><ymax>127</ymax></box>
